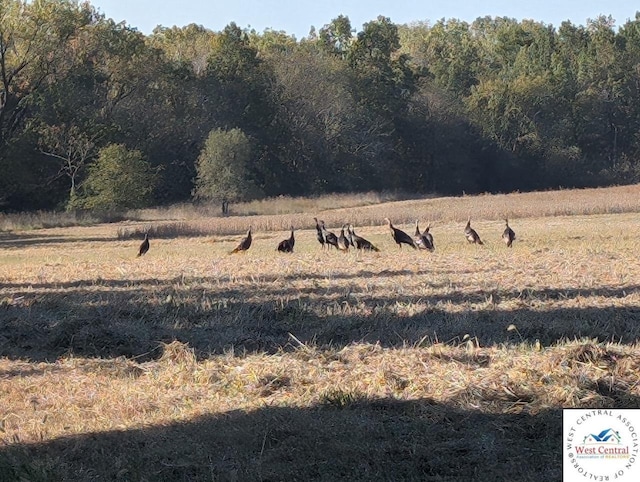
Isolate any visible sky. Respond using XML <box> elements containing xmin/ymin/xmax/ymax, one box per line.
<box><xmin>89</xmin><ymin>1</ymin><xmax>638</xmax><ymax>38</ymax></box>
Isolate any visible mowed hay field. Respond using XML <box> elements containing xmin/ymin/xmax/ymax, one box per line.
<box><xmin>2</xmin><ymin>186</ymin><xmax>640</xmax><ymax>481</ymax></box>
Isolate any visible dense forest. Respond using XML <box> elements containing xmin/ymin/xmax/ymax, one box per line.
<box><xmin>0</xmin><ymin>0</ymin><xmax>639</xmax><ymax>212</ymax></box>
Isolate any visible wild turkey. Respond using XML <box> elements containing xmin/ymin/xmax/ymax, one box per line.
<box><xmin>414</xmin><ymin>221</ymin><xmax>435</xmax><ymax>252</ymax></box>
<box><xmin>502</xmin><ymin>219</ymin><xmax>516</xmax><ymax>248</ymax></box>
<box><xmin>320</xmin><ymin>221</ymin><xmax>339</xmax><ymax>249</ymax></box>
<box><xmin>313</xmin><ymin>217</ymin><xmax>326</xmax><ymax>249</ymax></box>
<box><xmin>137</xmin><ymin>232</ymin><xmax>149</xmax><ymax>257</ymax></box>
<box><xmin>277</xmin><ymin>226</ymin><xmax>295</xmax><ymax>253</ymax></box>
<box><xmin>423</xmin><ymin>223</ymin><xmax>435</xmax><ymax>251</ymax></box>
<box><xmin>337</xmin><ymin>225</ymin><xmax>350</xmax><ymax>251</ymax></box>
<box><xmin>464</xmin><ymin>218</ymin><xmax>483</xmax><ymax>245</ymax></box>
<box><xmin>384</xmin><ymin>218</ymin><xmax>417</xmax><ymax>249</ymax></box>
<box><xmin>230</xmin><ymin>226</ymin><xmax>252</xmax><ymax>254</ymax></box>
<box><xmin>345</xmin><ymin>224</ymin><xmax>356</xmax><ymax>248</ymax></box>
<box><xmin>349</xmin><ymin>224</ymin><xmax>380</xmax><ymax>251</ymax></box>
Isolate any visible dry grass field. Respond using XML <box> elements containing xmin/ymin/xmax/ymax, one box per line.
<box><xmin>1</xmin><ymin>186</ymin><xmax>640</xmax><ymax>481</ymax></box>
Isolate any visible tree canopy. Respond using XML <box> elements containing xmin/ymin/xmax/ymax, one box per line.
<box><xmin>1</xmin><ymin>1</ymin><xmax>639</xmax><ymax>212</ymax></box>
<box><xmin>193</xmin><ymin>128</ymin><xmax>260</xmax><ymax>203</ymax></box>
<box><xmin>70</xmin><ymin>144</ymin><xmax>157</xmax><ymax>211</ymax></box>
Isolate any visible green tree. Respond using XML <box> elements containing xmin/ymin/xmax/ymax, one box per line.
<box><xmin>576</xmin><ymin>16</ymin><xmax>626</xmax><ymax>171</ymax></box>
<box><xmin>318</xmin><ymin>15</ymin><xmax>353</xmax><ymax>57</ymax></box>
<box><xmin>193</xmin><ymin>128</ymin><xmax>260</xmax><ymax>202</ymax></box>
<box><xmin>613</xmin><ymin>13</ymin><xmax>640</xmax><ymax>179</ymax></box>
<box><xmin>266</xmin><ymin>44</ymin><xmax>394</xmax><ymax>193</ymax></box>
<box><xmin>205</xmin><ymin>23</ymin><xmax>273</xmax><ymax>133</ymax></box>
<box><xmin>0</xmin><ymin>0</ymin><xmax>94</xmax><ymax>145</ymax></box>
<box><xmin>148</xmin><ymin>23</ymin><xmax>217</xmax><ymax>76</ymax></box>
<box><xmin>72</xmin><ymin>144</ymin><xmax>157</xmax><ymax>211</ymax></box>
<box><xmin>347</xmin><ymin>16</ymin><xmax>418</xmax><ymax>189</ymax></box>
<box><xmin>248</xmin><ymin>28</ymin><xmax>297</xmax><ymax>58</ymax></box>
<box><xmin>0</xmin><ymin>0</ymin><xmax>95</xmax><ymax>208</ymax></box>
<box><xmin>348</xmin><ymin>15</ymin><xmax>415</xmax><ymax>108</ymax></box>
<box><xmin>401</xmin><ymin>19</ymin><xmax>479</xmax><ymax>96</ymax></box>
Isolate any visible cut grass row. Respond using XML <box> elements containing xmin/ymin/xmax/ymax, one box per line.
<box><xmin>3</xmin><ymin>183</ymin><xmax>640</xmax><ymax>235</ymax></box>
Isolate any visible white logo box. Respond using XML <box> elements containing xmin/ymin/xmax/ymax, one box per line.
<box><xmin>563</xmin><ymin>409</ymin><xmax>640</xmax><ymax>481</ymax></box>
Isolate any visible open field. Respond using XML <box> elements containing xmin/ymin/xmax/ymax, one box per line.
<box><xmin>1</xmin><ymin>187</ymin><xmax>640</xmax><ymax>480</ymax></box>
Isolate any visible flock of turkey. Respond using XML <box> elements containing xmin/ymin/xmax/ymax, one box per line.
<box><xmin>137</xmin><ymin>217</ymin><xmax>516</xmax><ymax>257</ymax></box>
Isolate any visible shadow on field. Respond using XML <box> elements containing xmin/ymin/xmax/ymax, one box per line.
<box><xmin>0</xmin><ymin>396</ymin><xmax>565</xmax><ymax>481</ymax></box>
<box><xmin>2</xmin><ymin>272</ymin><xmax>640</xmax><ymax>361</ymax></box>
<box><xmin>0</xmin><ymin>232</ymin><xmax>111</xmax><ymax>247</ymax></box>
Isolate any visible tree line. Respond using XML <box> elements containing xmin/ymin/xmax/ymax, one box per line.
<box><xmin>0</xmin><ymin>0</ymin><xmax>639</xmax><ymax>212</ymax></box>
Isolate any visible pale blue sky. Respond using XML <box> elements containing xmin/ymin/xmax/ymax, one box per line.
<box><xmin>90</xmin><ymin>1</ymin><xmax>638</xmax><ymax>38</ymax></box>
